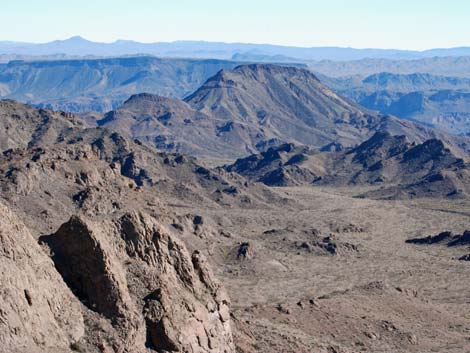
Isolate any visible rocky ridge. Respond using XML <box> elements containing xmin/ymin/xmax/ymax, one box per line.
<box><xmin>226</xmin><ymin>131</ymin><xmax>470</xmax><ymax>199</ymax></box>
<box><xmin>0</xmin><ymin>100</ymin><xmax>274</xmax><ymax>353</ymax></box>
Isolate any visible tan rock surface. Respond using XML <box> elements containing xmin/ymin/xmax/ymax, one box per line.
<box><xmin>0</xmin><ymin>201</ymin><xmax>84</xmax><ymax>353</ymax></box>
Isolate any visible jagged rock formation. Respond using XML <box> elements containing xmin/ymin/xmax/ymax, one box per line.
<box><xmin>226</xmin><ymin>131</ymin><xmax>470</xmax><ymax>199</ymax></box>
<box><xmin>0</xmin><ymin>111</ymin><xmax>281</xmax><ymax>237</ymax></box>
<box><xmin>39</xmin><ymin>212</ymin><xmax>234</xmax><ymax>353</ymax></box>
<box><xmin>225</xmin><ymin>143</ymin><xmax>321</xmax><ymax>186</ymax></box>
<box><xmin>0</xmin><ymin>201</ymin><xmax>84</xmax><ymax>353</ymax></box>
<box><xmin>0</xmin><ymin>101</ymin><xmax>243</xmax><ymax>353</ymax></box>
<box><xmin>296</xmin><ymin>235</ymin><xmax>359</xmax><ymax>256</ymax></box>
<box><xmin>406</xmin><ymin>230</ymin><xmax>470</xmax><ymax>262</ymax></box>
<box><xmin>237</xmin><ymin>242</ymin><xmax>255</xmax><ymax>260</ymax></box>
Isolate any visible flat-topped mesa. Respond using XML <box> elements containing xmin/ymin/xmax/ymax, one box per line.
<box><xmin>185</xmin><ymin>63</ymin><xmax>365</xmax><ymax>121</ymax></box>
<box><xmin>0</xmin><ymin>57</ymin><xmax>242</xmax><ymax>113</ymax></box>
<box><xmin>103</xmin><ymin>62</ymin><xmax>369</xmax><ymax>159</ymax></box>
<box><xmin>185</xmin><ymin>64</ymin><xmax>322</xmax><ymax>97</ymax></box>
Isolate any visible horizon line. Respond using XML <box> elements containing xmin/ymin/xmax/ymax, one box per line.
<box><xmin>1</xmin><ymin>35</ymin><xmax>469</xmax><ymax>52</ymax></box>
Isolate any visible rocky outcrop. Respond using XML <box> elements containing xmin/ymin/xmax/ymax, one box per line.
<box><xmin>118</xmin><ymin>212</ymin><xmax>234</xmax><ymax>353</ymax></box>
<box><xmin>406</xmin><ymin>230</ymin><xmax>470</xmax><ymax>247</ymax></box>
<box><xmin>296</xmin><ymin>235</ymin><xmax>359</xmax><ymax>256</ymax></box>
<box><xmin>0</xmin><ymin>201</ymin><xmax>84</xmax><ymax>353</ymax></box>
<box><xmin>0</xmin><ymin>100</ymin><xmax>83</xmax><ymax>152</ymax></box>
<box><xmin>40</xmin><ymin>216</ymin><xmax>138</xmax><ymax>329</ymax></box>
<box><xmin>41</xmin><ymin>211</ymin><xmax>234</xmax><ymax>353</ymax></box>
<box><xmin>405</xmin><ymin>231</ymin><xmax>455</xmax><ymax>245</ymax></box>
<box><xmin>236</xmin><ymin>242</ymin><xmax>255</xmax><ymax>260</ymax></box>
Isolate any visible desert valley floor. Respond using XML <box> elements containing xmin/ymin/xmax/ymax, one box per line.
<box><xmin>159</xmin><ymin>185</ymin><xmax>470</xmax><ymax>353</ymax></box>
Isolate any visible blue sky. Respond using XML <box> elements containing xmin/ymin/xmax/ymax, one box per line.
<box><xmin>1</xmin><ymin>0</ymin><xmax>469</xmax><ymax>50</ymax></box>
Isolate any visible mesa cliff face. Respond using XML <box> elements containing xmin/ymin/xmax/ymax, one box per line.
<box><xmin>324</xmin><ymin>72</ymin><xmax>470</xmax><ymax>135</ymax></box>
<box><xmin>0</xmin><ymin>57</ymin><xmax>242</xmax><ymax>113</ymax></box>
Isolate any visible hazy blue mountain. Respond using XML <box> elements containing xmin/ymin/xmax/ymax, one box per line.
<box><xmin>324</xmin><ymin>72</ymin><xmax>470</xmax><ymax>135</ymax></box>
<box><xmin>0</xmin><ymin>56</ymin><xmax>244</xmax><ymax>112</ymax></box>
<box><xmin>308</xmin><ymin>57</ymin><xmax>470</xmax><ymax>78</ymax></box>
<box><xmin>1</xmin><ymin>36</ymin><xmax>469</xmax><ymax>61</ymax></box>
<box><xmin>231</xmin><ymin>52</ymin><xmax>301</xmax><ymax>63</ymax></box>
<box><xmin>326</xmin><ymin>72</ymin><xmax>470</xmax><ymax>94</ymax></box>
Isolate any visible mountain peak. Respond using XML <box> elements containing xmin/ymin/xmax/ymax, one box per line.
<box><xmin>63</xmin><ymin>35</ymin><xmax>90</xmax><ymax>43</ymax></box>
<box><xmin>349</xmin><ymin>132</ymin><xmax>411</xmax><ymax>167</ymax></box>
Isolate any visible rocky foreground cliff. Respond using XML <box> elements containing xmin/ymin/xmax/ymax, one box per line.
<box><xmin>0</xmin><ymin>203</ymin><xmax>235</xmax><ymax>353</ymax></box>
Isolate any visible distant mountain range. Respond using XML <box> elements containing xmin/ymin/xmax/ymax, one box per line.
<box><xmin>1</xmin><ymin>55</ymin><xmax>470</xmax><ymax>137</ymax></box>
<box><xmin>1</xmin><ymin>55</ymin><xmax>470</xmax><ymax>116</ymax></box>
<box><xmin>1</xmin><ymin>36</ymin><xmax>470</xmax><ymax>61</ymax></box>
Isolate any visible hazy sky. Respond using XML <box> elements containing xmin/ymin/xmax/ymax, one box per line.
<box><xmin>1</xmin><ymin>0</ymin><xmax>469</xmax><ymax>50</ymax></box>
